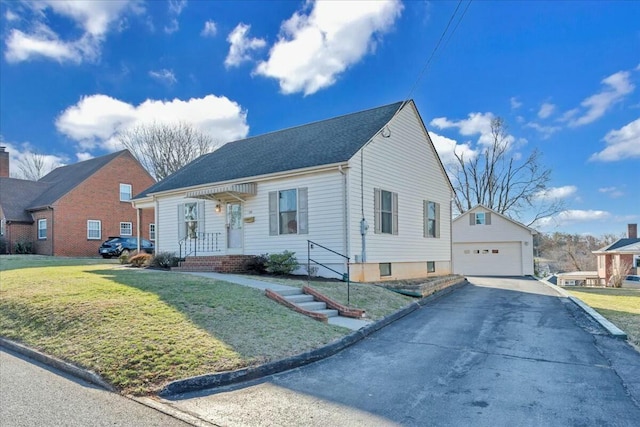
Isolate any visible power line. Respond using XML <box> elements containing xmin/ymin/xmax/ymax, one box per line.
<box><xmin>405</xmin><ymin>0</ymin><xmax>473</xmax><ymax>101</ymax></box>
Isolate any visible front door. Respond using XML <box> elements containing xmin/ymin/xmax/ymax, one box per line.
<box><xmin>227</xmin><ymin>203</ymin><xmax>243</xmax><ymax>252</ymax></box>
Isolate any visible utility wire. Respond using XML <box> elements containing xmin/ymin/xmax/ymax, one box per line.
<box><xmin>405</xmin><ymin>0</ymin><xmax>473</xmax><ymax>102</ymax></box>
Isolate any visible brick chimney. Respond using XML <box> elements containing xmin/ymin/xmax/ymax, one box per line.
<box><xmin>629</xmin><ymin>224</ymin><xmax>638</xmax><ymax>239</ymax></box>
<box><xmin>0</xmin><ymin>146</ymin><xmax>9</xmax><ymax>177</ymax></box>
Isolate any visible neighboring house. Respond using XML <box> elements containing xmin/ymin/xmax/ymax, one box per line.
<box><xmin>0</xmin><ymin>148</ymin><xmax>156</xmax><ymax>256</ymax></box>
<box><xmin>593</xmin><ymin>224</ymin><xmax>640</xmax><ymax>285</ymax></box>
<box><xmin>132</xmin><ymin>100</ymin><xmax>454</xmax><ymax>282</ymax></box>
<box><xmin>452</xmin><ymin>205</ymin><xmax>536</xmax><ymax>276</ymax></box>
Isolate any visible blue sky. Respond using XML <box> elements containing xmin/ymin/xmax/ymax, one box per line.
<box><xmin>0</xmin><ymin>0</ymin><xmax>638</xmax><ymax>236</ymax></box>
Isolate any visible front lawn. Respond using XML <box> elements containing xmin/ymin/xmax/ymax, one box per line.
<box><xmin>564</xmin><ymin>287</ymin><xmax>640</xmax><ymax>348</ymax></box>
<box><xmin>0</xmin><ymin>258</ymin><xmax>346</xmax><ymax>395</ymax></box>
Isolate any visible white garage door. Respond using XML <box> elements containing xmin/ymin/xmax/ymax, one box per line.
<box><xmin>453</xmin><ymin>242</ymin><xmax>523</xmax><ymax>276</ymax></box>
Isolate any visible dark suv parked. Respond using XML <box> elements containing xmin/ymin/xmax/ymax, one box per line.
<box><xmin>99</xmin><ymin>237</ymin><xmax>154</xmax><ymax>258</ymax></box>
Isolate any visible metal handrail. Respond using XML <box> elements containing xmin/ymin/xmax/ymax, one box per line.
<box><xmin>307</xmin><ymin>240</ymin><xmax>351</xmax><ymax>305</ymax></box>
<box><xmin>179</xmin><ymin>232</ymin><xmax>221</xmax><ymax>259</ymax></box>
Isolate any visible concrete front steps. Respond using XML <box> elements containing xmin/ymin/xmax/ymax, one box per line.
<box><xmin>265</xmin><ymin>286</ymin><xmax>370</xmax><ymax>330</ymax></box>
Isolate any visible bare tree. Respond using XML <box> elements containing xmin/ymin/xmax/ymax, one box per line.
<box><xmin>14</xmin><ymin>151</ymin><xmax>60</xmax><ymax>181</ymax></box>
<box><xmin>536</xmin><ymin>232</ymin><xmax>619</xmax><ymax>273</ymax></box>
<box><xmin>608</xmin><ymin>259</ymin><xmax>633</xmax><ymax>288</ymax></box>
<box><xmin>451</xmin><ymin>117</ymin><xmax>562</xmax><ymax>225</ymax></box>
<box><xmin>116</xmin><ymin>122</ymin><xmax>219</xmax><ymax>180</ymax></box>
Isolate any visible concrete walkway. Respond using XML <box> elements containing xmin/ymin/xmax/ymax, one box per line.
<box><xmin>182</xmin><ymin>272</ymin><xmax>371</xmax><ymax>331</ymax></box>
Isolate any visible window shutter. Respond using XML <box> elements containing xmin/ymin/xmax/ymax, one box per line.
<box><xmin>423</xmin><ymin>200</ymin><xmax>427</xmax><ymax>238</ymax></box>
<box><xmin>198</xmin><ymin>201</ymin><xmax>205</xmax><ymax>233</ymax></box>
<box><xmin>435</xmin><ymin>202</ymin><xmax>441</xmax><ymax>238</ymax></box>
<box><xmin>392</xmin><ymin>192</ymin><xmax>399</xmax><ymax>235</ymax></box>
<box><xmin>177</xmin><ymin>204</ymin><xmax>185</xmax><ymax>240</ymax></box>
<box><xmin>469</xmin><ymin>212</ymin><xmax>475</xmax><ymax>226</ymax></box>
<box><xmin>269</xmin><ymin>191</ymin><xmax>278</xmax><ymax>236</ymax></box>
<box><xmin>485</xmin><ymin>212</ymin><xmax>492</xmax><ymax>225</ymax></box>
<box><xmin>298</xmin><ymin>187</ymin><xmax>308</xmax><ymax>234</ymax></box>
<box><xmin>374</xmin><ymin>188</ymin><xmax>381</xmax><ymax>234</ymax></box>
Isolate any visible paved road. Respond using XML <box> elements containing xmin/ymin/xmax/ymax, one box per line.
<box><xmin>0</xmin><ymin>348</ymin><xmax>191</xmax><ymax>427</ymax></box>
<box><xmin>165</xmin><ymin>276</ymin><xmax>640</xmax><ymax>426</ymax></box>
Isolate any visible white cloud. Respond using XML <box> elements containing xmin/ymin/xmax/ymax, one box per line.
<box><xmin>255</xmin><ymin>0</ymin><xmax>403</xmax><ymax>95</ymax></box>
<box><xmin>0</xmin><ymin>139</ymin><xmax>67</xmax><ymax>178</ymax></box>
<box><xmin>55</xmin><ymin>94</ymin><xmax>249</xmax><ymax>152</ymax></box>
<box><xmin>537</xmin><ymin>102</ymin><xmax>555</xmax><ymax>119</ymax></box>
<box><xmin>535</xmin><ymin>209</ymin><xmax>611</xmax><ymax>229</ymax></box>
<box><xmin>429</xmin><ymin>112</ymin><xmax>520</xmax><ymax>148</ymax></box>
<box><xmin>428</xmin><ymin>131</ymin><xmax>477</xmax><ymax>167</ymax></box>
<box><xmin>590</xmin><ymin>117</ymin><xmax>640</xmax><ymax>162</ymax></box>
<box><xmin>599</xmin><ymin>187</ymin><xmax>624</xmax><ymax>198</ymax></box>
<box><xmin>564</xmin><ymin>70</ymin><xmax>635</xmax><ymax>127</ymax></box>
<box><xmin>164</xmin><ymin>0</ymin><xmax>187</xmax><ymax>34</ymax></box>
<box><xmin>5</xmin><ymin>10</ymin><xmax>19</xmax><ymax>22</ymax></box>
<box><xmin>525</xmin><ymin>122</ymin><xmax>561</xmax><ymax>139</ymax></box>
<box><xmin>4</xmin><ymin>0</ymin><xmax>142</xmax><ymax>64</ymax></box>
<box><xmin>224</xmin><ymin>23</ymin><xmax>266</xmax><ymax>68</ymax></box>
<box><xmin>149</xmin><ymin>68</ymin><xmax>177</xmax><ymax>85</ymax></box>
<box><xmin>510</xmin><ymin>97</ymin><xmax>522</xmax><ymax>109</ymax></box>
<box><xmin>534</xmin><ymin>185</ymin><xmax>577</xmax><ymax>201</ymax></box>
<box><xmin>76</xmin><ymin>152</ymin><xmax>94</xmax><ymax>162</ymax></box>
<box><xmin>201</xmin><ymin>20</ymin><xmax>217</xmax><ymax>37</ymax></box>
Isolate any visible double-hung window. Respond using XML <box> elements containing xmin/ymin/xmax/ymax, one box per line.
<box><xmin>38</xmin><ymin>219</ymin><xmax>47</xmax><ymax>240</ymax></box>
<box><xmin>87</xmin><ymin>220</ymin><xmax>101</xmax><ymax>240</ymax></box>
<box><xmin>120</xmin><ymin>184</ymin><xmax>132</xmax><ymax>201</ymax></box>
<box><xmin>374</xmin><ymin>188</ymin><xmax>398</xmax><ymax>235</ymax></box>
<box><xmin>470</xmin><ymin>211</ymin><xmax>491</xmax><ymax>225</ymax></box>
<box><xmin>120</xmin><ymin>222</ymin><xmax>132</xmax><ymax>236</ymax></box>
<box><xmin>149</xmin><ymin>223</ymin><xmax>156</xmax><ymax>241</ymax></box>
<box><xmin>424</xmin><ymin>200</ymin><xmax>440</xmax><ymax>238</ymax></box>
<box><xmin>269</xmin><ymin>188</ymin><xmax>308</xmax><ymax>235</ymax></box>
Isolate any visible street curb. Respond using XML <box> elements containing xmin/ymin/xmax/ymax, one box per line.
<box><xmin>158</xmin><ymin>278</ymin><xmax>469</xmax><ymax>397</ymax></box>
<box><xmin>537</xmin><ymin>279</ymin><xmax>628</xmax><ymax>340</ymax></box>
<box><xmin>0</xmin><ymin>337</ymin><xmax>115</xmax><ymax>391</ymax></box>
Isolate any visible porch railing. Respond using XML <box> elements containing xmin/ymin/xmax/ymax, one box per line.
<box><xmin>179</xmin><ymin>232</ymin><xmax>222</xmax><ymax>259</ymax></box>
<box><xmin>307</xmin><ymin>240</ymin><xmax>351</xmax><ymax>306</ymax></box>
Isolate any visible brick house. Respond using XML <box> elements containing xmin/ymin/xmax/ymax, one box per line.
<box><xmin>592</xmin><ymin>224</ymin><xmax>640</xmax><ymax>285</ymax></box>
<box><xmin>0</xmin><ymin>147</ymin><xmax>155</xmax><ymax>256</ymax></box>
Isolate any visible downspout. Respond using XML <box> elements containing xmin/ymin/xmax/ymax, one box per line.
<box><xmin>360</xmin><ymin>149</ymin><xmax>367</xmax><ymax>263</ymax></box>
<box><xmin>136</xmin><ymin>208</ymin><xmax>141</xmax><ymax>252</ymax></box>
<box><xmin>49</xmin><ymin>206</ymin><xmax>54</xmax><ymax>256</ymax></box>
<box><xmin>339</xmin><ymin>165</ymin><xmax>349</xmax><ymax>272</ymax></box>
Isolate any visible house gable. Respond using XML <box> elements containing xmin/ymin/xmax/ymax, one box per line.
<box><xmin>453</xmin><ymin>205</ymin><xmax>535</xmax><ymax>244</ymax></box>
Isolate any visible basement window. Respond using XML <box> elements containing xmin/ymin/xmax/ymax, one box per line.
<box><xmin>379</xmin><ymin>263</ymin><xmax>392</xmax><ymax>277</ymax></box>
<box><xmin>427</xmin><ymin>261</ymin><xmax>435</xmax><ymax>273</ymax></box>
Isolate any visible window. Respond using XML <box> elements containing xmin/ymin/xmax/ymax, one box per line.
<box><xmin>476</xmin><ymin>212</ymin><xmax>485</xmax><ymax>225</ymax></box>
<box><xmin>0</xmin><ymin>218</ymin><xmax>5</xmax><ymax>236</ymax></box>
<box><xmin>149</xmin><ymin>223</ymin><xmax>156</xmax><ymax>241</ymax></box>
<box><xmin>120</xmin><ymin>222</ymin><xmax>132</xmax><ymax>236</ymax></box>
<box><xmin>379</xmin><ymin>263</ymin><xmax>392</xmax><ymax>277</ymax></box>
<box><xmin>427</xmin><ymin>261</ymin><xmax>435</xmax><ymax>273</ymax></box>
<box><xmin>374</xmin><ymin>188</ymin><xmax>398</xmax><ymax>235</ymax></box>
<box><xmin>470</xmin><ymin>211</ymin><xmax>491</xmax><ymax>226</ymax></box>
<box><xmin>38</xmin><ymin>219</ymin><xmax>47</xmax><ymax>239</ymax></box>
<box><xmin>87</xmin><ymin>220</ymin><xmax>101</xmax><ymax>240</ymax></box>
<box><xmin>120</xmin><ymin>184</ymin><xmax>132</xmax><ymax>201</ymax></box>
<box><xmin>184</xmin><ymin>202</ymin><xmax>198</xmax><ymax>239</ymax></box>
<box><xmin>279</xmin><ymin>189</ymin><xmax>297</xmax><ymax>234</ymax></box>
<box><xmin>424</xmin><ymin>201</ymin><xmax>440</xmax><ymax>238</ymax></box>
<box><xmin>492</xmin><ymin>249</ymin><xmax>499</xmax><ymax>254</ymax></box>
<box><xmin>269</xmin><ymin>188</ymin><xmax>308</xmax><ymax>236</ymax></box>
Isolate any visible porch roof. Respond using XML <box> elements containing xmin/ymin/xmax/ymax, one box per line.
<box><xmin>185</xmin><ymin>182</ymin><xmax>257</xmax><ymax>201</ymax></box>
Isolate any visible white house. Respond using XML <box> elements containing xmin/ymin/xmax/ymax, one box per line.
<box><xmin>452</xmin><ymin>205</ymin><xmax>536</xmax><ymax>276</ymax></box>
<box><xmin>132</xmin><ymin>100</ymin><xmax>454</xmax><ymax>282</ymax></box>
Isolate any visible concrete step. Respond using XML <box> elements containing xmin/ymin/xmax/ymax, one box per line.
<box><xmin>314</xmin><ymin>309</ymin><xmax>339</xmax><ymax>318</ymax></box>
<box><xmin>285</xmin><ymin>294</ymin><xmax>315</xmax><ymax>304</ymax></box>
<box><xmin>273</xmin><ymin>289</ymin><xmax>303</xmax><ymax>297</ymax></box>
<box><xmin>298</xmin><ymin>301</ymin><xmax>327</xmax><ymax>311</ymax></box>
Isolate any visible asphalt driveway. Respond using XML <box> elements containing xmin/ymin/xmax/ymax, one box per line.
<box><xmin>164</xmin><ymin>276</ymin><xmax>640</xmax><ymax>426</ymax></box>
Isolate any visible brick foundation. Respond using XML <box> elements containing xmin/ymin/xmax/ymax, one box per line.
<box><xmin>174</xmin><ymin>255</ymin><xmax>256</xmax><ymax>274</ymax></box>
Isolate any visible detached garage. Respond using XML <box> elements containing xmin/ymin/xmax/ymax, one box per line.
<box><xmin>452</xmin><ymin>205</ymin><xmax>536</xmax><ymax>276</ymax></box>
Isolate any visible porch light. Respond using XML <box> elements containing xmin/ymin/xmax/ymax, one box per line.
<box><xmin>215</xmin><ymin>203</ymin><xmax>221</xmax><ymax>213</ymax></box>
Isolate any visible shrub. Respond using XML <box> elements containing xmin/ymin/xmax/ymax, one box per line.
<box><xmin>118</xmin><ymin>252</ymin><xmax>130</xmax><ymax>264</ymax></box>
<box><xmin>14</xmin><ymin>240</ymin><xmax>33</xmax><ymax>254</ymax></box>
<box><xmin>243</xmin><ymin>254</ymin><xmax>269</xmax><ymax>274</ymax></box>
<box><xmin>152</xmin><ymin>252</ymin><xmax>180</xmax><ymax>269</ymax></box>
<box><xmin>265</xmin><ymin>250</ymin><xmax>299</xmax><ymax>275</ymax></box>
<box><xmin>129</xmin><ymin>253</ymin><xmax>152</xmax><ymax>268</ymax></box>
<box><xmin>0</xmin><ymin>236</ymin><xmax>7</xmax><ymax>254</ymax></box>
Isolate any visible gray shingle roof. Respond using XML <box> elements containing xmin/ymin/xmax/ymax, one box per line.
<box><xmin>0</xmin><ymin>178</ymin><xmax>51</xmax><ymax>222</ymax></box>
<box><xmin>136</xmin><ymin>101</ymin><xmax>404</xmax><ymax>198</ymax></box>
<box><xmin>601</xmin><ymin>238</ymin><xmax>640</xmax><ymax>251</ymax></box>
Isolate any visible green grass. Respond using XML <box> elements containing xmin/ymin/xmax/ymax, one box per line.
<box><xmin>564</xmin><ymin>287</ymin><xmax>640</xmax><ymax>348</ymax></box>
<box><xmin>0</xmin><ymin>258</ymin><xmax>346</xmax><ymax>395</ymax></box>
<box><xmin>239</xmin><ymin>275</ymin><xmax>414</xmax><ymax>320</ymax></box>
<box><xmin>0</xmin><ymin>255</ymin><xmax>118</xmax><ymax>271</ymax></box>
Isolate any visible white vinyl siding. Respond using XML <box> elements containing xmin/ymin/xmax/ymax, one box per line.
<box><xmin>120</xmin><ymin>222</ymin><xmax>132</xmax><ymax>236</ymax></box>
<box><xmin>87</xmin><ymin>220</ymin><xmax>101</xmax><ymax>240</ymax></box>
<box><xmin>37</xmin><ymin>219</ymin><xmax>47</xmax><ymax>239</ymax></box>
<box><xmin>347</xmin><ymin>102</ymin><xmax>452</xmax><ymax>264</ymax></box>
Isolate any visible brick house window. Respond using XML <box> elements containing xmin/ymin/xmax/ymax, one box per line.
<box><xmin>38</xmin><ymin>219</ymin><xmax>47</xmax><ymax>240</ymax></box>
<box><xmin>120</xmin><ymin>222</ymin><xmax>132</xmax><ymax>236</ymax></box>
<box><xmin>120</xmin><ymin>184</ymin><xmax>132</xmax><ymax>202</ymax></box>
<box><xmin>149</xmin><ymin>223</ymin><xmax>156</xmax><ymax>241</ymax></box>
<box><xmin>87</xmin><ymin>220</ymin><xmax>101</xmax><ymax>240</ymax></box>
